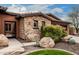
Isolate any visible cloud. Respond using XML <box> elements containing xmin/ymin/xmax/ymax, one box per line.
<box><xmin>7</xmin><ymin>5</ymin><xmax>21</xmax><ymax>12</ymax></box>
<box><xmin>50</xmin><ymin>7</ymin><xmax>68</xmax><ymax>21</ymax></box>
<box><xmin>20</xmin><ymin>7</ymin><xmax>27</xmax><ymax>11</ymax></box>
<box><xmin>22</xmin><ymin>4</ymin><xmax>52</xmax><ymax>13</ymax></box>
<box><xmin>6</xmin><ymin>4</ymin><xmax>69</xmax><ymax>21</ymax></box>
<box><xmin>51</xmin><ymin>8</ymin><xmax>64</xmax><ymax>14</ymax></box>
<box><xmin>7</xmin><ymin>4</ymin><xmax>53</xmax><ymax>13</ymax></box>
<box><xmin>7</xmin><ymin>5</ymin><xmax>27</xmax><ymax>13</ymax></box>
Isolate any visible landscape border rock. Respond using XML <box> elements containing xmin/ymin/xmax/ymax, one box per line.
<box><xmin>0</xmin><ymin>34</ymin><xmax>9</xmax><ymax>47</ymax></box>
<box><xmin>39</xmin><ymin>37</ymin><xmax>55</xmax><ymax>48</ymax></box>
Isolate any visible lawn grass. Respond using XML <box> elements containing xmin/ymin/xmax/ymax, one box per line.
<box><xmin>27</xmin><ymin>49</ymin><xmax>73</xmax><ymax>55</ymax></box>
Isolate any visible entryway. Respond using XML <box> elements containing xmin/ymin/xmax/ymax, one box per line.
<box><xmin>4</xmin><ymin>21</ymin><xmax>16</xmax><ymax>38</ymax></box>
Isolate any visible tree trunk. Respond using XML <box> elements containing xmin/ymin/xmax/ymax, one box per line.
<box><xmin>75</xmin><ymin>28</ymin><xmax>78</xmax><ymax>33</ymax></box>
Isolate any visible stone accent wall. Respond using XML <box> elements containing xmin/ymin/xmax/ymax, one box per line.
<box><xmin>19</xmin><ymin>16</ymin><xmax>51</xmax><ymax>41</ymax></box>
<box><xmin>31</xmin><ymin>16</ymin><xmax>51</xmax><ymax>30</ymax></box>
<box><xmin>19</xmin><ymin>18</ymin><xmax>25</xmax><ymax>39</ymax></box>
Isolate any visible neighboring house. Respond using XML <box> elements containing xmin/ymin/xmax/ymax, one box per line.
<box><xmin>0</xmin><ymin>6</ymin><xmax>71</xmax><ymax>40</ymax></box>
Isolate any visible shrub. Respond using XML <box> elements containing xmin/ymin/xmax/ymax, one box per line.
<box><xmin>41</xmin><ymin>25</ymin><xmax>68</xmax><ymax>42</ymax></box>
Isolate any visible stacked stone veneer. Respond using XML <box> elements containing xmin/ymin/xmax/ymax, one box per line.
<box><xmin>19</xmin><ymin>16</ymin><xmax>51</xmax><ymax>41</ymax></box>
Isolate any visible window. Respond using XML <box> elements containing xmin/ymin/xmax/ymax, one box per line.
<box><xmin>33</xmin><ymin>20</ymin><xmax>38</xmax><ymax>29</ymax></box>
<box><xmin>42</xmin><ymin>21</ymin><xmax>45</xmax><ymax>26</ymax></box>
<box><xmin>5</xmin><ymin>23</ymin><xmax>11</xmax><ymax>32</ymax></box>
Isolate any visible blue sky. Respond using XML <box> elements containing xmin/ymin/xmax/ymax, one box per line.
<box><xmin>0</xmin><ymin>4</ymin><xmax>78</xmax><ymax>21</ymax></box>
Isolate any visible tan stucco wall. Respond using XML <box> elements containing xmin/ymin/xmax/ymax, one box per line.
<box><xmin>19</xmin><ymin>16</ymin><xmax>51</xmax><ymax>40</ymax></box>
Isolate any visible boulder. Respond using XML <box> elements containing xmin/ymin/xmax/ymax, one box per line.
<box><xmin>10</xmin><ymin>47</ymin><xmax>25</xmax><ymax>55</ymax></box>
<box><xmin>69</xmin><ymin>38</ymin><xmax>76</xmax><ymax>44</ymax></box>
<box><xmin>0</xmin><ymin>34</ymin><xmax>9</xmax><ymax>47</ymax></box>
<box><xmin>39</xmin><ymin>37</ymin><xmax>55</xmax><ymax>48</ymax></box>
<box><xmin>62</xmin><ymin>35</ymin><xmax>72</xmax><ymax>42</ymax></box>
<box><xmin>69</xmin><ymin>36</ymin><xmax>79</xmax><ymax>44</ymax></box>
<box><xmin>63</xmin><ymin>35</ymin><xmax>79</xmax><ymax>43</ymax></box>
<box><xmin>3</xmin><ymin>47</ymin><xmax>25</xmax><ymax>55</ymax></box>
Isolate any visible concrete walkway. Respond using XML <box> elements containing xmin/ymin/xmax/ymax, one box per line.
<box><xmin>0</xmin><ymin>39</ymin><xmax>36</xmax><ymax>55</ymax></box>
<box><xmin>9</xmin><ymin>39</ymin><xmax>23</xmax><ymax>47</ymax></box>
<box><xmin>23</xmin><ymin>42</ymin><xmax>36</xmax><ymax>46</ymax></box>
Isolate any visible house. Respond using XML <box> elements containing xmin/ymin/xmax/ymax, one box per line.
<box><xmin>0</xmin><ymin>6</ymin><xmax>71</xmax><ymax>41</ymax></box>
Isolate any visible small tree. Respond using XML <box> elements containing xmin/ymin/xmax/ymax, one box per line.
<box><xmin>68</xmin><ymin>6</ymin><xmax>79</xmax><ymax>33</ymax></box>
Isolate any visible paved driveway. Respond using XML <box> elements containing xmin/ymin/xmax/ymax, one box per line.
<box><xmin>0</xmin><ymin>38</ymin><xmax>36</xmax><ymax>55</ymax></box>
<box><xmin>0</xmin><ymin>38</ymin><xmax>24</xmax><ymax>54</ymax></box>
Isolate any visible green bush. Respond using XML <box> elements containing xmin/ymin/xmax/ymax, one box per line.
<box><xmin>41</xmin><ymin>25</ymin><xmax>67</xmax><ymax>42</ymax></box>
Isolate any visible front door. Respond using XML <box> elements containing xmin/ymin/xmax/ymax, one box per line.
<box><xmin>4</xmin><ymin>21</ymin><xmax>16</xmax><ymax>38</ymax></box>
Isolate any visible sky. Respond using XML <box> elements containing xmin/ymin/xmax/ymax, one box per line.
<box><xmin>0</xmin><ymin>4</ymin><xmax>78</xmax><ymax>22</ymax></box>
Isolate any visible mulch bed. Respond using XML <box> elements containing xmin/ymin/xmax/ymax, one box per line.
<box><xmin>23</xmin><ymin>42</ymin><xmax>79</xmax><ymax>55</ymax></box>
<box><xmin>9</xmin><ymin>42</ymin><xmax>79</xmax><ymax>55</ymax></box>
<box><xmin>54</xmin><ymin>42</ymin><xmax>79</xmax><ymax>54</ymax></box>
<box><xmin>23</xmin><ymin>45</ymin><xmax>42</xmax><ymax>53</ymax></box>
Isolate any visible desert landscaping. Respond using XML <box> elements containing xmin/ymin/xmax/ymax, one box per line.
<box><xmin>0</xmin><ymin>5</ymin><xmax>79</xmax><ymax>55</ymax></box>
<box><xmin>0</xmin><ymin>25</ymin><xmax>79</xmax><ymax>55</ymax></box>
